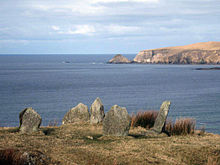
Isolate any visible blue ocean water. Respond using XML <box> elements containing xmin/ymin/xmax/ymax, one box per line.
<box><xmin>0</xmin><ymin>55</ymin><xmax>219</xmax><ymax>134</ymax></box>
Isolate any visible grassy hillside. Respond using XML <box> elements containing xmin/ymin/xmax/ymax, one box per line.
<box><xmin>0</xmin><ymin>123</ymin><xmax>220</xmax><ymax>165</ymax></box>
<box><xmin>156</xmin><ymin>41</ymin><xmax>220</xmax><ymax>51</ymax></box>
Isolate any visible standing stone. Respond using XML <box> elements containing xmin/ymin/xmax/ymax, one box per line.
<box><xmin>152</xmin><ymin>101</ymin><xmax>171</xmax><ymax>133</ymax></box>
<box><xmin>90</xmin><ymin>97</ymin><xmax>105</xmax><ymax>124</ymax></box>
<box><xmin>19</xmin><ymin>107</ymin><xmax>42</xmax><ymax>133</ymax></box>
<box><xmin>103</xmin><ymin>105</ymin><xmax>131</xmax><ymax>136</ymax></box>
<box><xmin>62</xmin><ymin>103</ymin><xmax>90</xmax><ymax>124</ymax></box>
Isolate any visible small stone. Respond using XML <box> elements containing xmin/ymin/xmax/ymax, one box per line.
<box><xmin>87</xmin><ymin>136</ymin><xmax>93</xmax><ymax>140</ymax></box>
<box><xmin>103</xmin><ymin>105</ymin><xmax>131</xmax><ymax>136</ymax></box>
<box><xmin>62</xmin><ymin>103</ymin><xmax>90</xmax><ymax>124</ymax></box>
<box><xmin>19</xmin><ymin>107</ymin><xmax>42</xmax><ymax>134</ymax></box>
<box><xmin>90</xmin><ymin>97</ymin><xmax>105</xmax><ymax>124</ymax></box>
<box><xmin>152</xmin><ymin>101</ymin><xmax>171</xmax><ymax>133</ymax></box>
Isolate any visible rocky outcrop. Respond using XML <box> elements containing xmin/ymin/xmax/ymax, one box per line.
<box><xmin>103</xmin><ymin>105</ymin><xmax>131</xmax><ymax>136</ymax></box>
<box><xmin>62</xmin><ymin>103</ymin><xmax>90</xmax><ymax>124</ymax></box>
<box><xmin>19</xmin><ymin>107</ymin><xmax>42</xmax><ymax>134</ymax></box>
<box><xmin>108</xmin><ymin>54</ymin><xmax>131</xmax><ymax>64</ymax></box>
<box><xmin>90</xmin><ymin>97</ymin><xmax>105</xmax><ymax>124</ymax></box>
<box><xmin>134</xmin><ymin>41</ymin><xmax>220</xmax><ymax>64</ymax></box>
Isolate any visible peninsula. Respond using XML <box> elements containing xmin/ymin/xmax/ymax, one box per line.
<box><xmin>109</xmin><ymin>41</ymin><xmax>220</xmax><ymax>64</ymax></box>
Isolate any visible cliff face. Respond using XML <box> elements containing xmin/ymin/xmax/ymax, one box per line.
<box><xmin>134</xmin><ymin>42</ymin><xmax>220</xmax><ymax>64</ymax></box>
<box><xmin>108</xmin><ymin>54</ymin><xmax>131</xmax><ymax>64</ymax></box>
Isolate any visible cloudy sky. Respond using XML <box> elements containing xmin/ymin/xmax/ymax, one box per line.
<box><xmin>0</xmin><ymin>0</ymin><xmax>220</xmax><ymax>54</ymax></box>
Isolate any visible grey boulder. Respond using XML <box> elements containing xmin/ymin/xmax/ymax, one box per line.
<box><xmin>62</xmin><ymin>103</ymin><xmax>90</xmax><ymax>124</ymax></box>
<box><xmin>19</xmin><ymin>107</ymin><xmax>42</xmax><ymax>133</ymax></box>
<box><xmin>90</xmin><ymin>97</ymin><xmax>105</xmax><ymax>124</ymax></box>
<box><xmin>103</xmin><ymin>105</ymin><xmax>131</xmax><ymax>136</ymax></box>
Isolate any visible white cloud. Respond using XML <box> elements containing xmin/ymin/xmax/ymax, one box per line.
<box><xmin>29</xmin><ymin>0</ymin><xmax>159</xmax><ymax>16</ymax></box>
<box><xmin>69</xmin><ymin>4</ymin><xmax>106</xmax><ymax>15</ymax></box>
<box><xmin>31</xmin><ymin>3</ymin><xmax>106</xmax><ymax>16</ymax></box>
<box><xmin>51</xmin><ymin>26</ymin><xmax>60</xmax><ymax>31</ymax></box>
<box><xmin>52</xmin><ymin>24</ymin><xmax>140</xmax><ymax>36</ymax></box>
<box><xmin>58</xmin><ymin>25</ymin><xmax>96</xmax><ymax>35</ymax></box>
<box><xmin>33</xmin><ymin>4</ymin><xmax>50</xmax><ymax>11</ymax></box>
<box><xmin>105</xmin><ymin>24</ymin><xmax>140</xmax><ymax>34</ymax></box>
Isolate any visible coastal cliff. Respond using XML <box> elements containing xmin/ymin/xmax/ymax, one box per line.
<box><xmin>134</xmin><ymin>41</ymin><xmax>220</xmax><ymax>64</ymax></box>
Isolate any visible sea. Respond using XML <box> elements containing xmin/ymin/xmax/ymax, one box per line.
<box><xmin>0</xmin><ymin>54</ymin><xmax>219</xmax><ymax>134</ymax></box>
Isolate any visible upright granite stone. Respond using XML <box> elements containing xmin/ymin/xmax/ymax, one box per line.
<box><xmin>19</xmin><ymin>107</ymin><xmax>42</xmax><ymax>133</ymax></box>
<box><xmin>90</xmin><ymin>97</ymin><xmax>105</xmax><ymax>124</ymax></box>
<box><xmin>103</xmin><ymin>105</ymin><xmax>131</xmax><ymax>136</ymax></box>
<box><xmin>152</xmin><ymin>101</ymin><xmax>171</xmax><ymax>133</ymax></box>
<box><xmin>62</xmin><ymin>103</ymin><xmax>90</xmax><ymax>124</ymax></box>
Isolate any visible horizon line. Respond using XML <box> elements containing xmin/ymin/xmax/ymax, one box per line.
<box><xmin>0</xmin><ymin>53</ymin><xmax>137</xmax><ymax>56</ymax></box>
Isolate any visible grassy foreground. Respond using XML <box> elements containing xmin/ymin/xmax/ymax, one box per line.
<box><xmin>0</xmin><ymin>123</ymin><xmax>220</xmax><ymax>165</ymax></box>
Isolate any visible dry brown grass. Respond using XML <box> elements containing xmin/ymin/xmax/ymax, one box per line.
<box><xmin>131</xmin><ymin>111</ymin><xmax>196</xmax><ymax>136</ymax></box>
<box><xmin>158</xmin><ymin>41</ymin><xmax>220</xmax><ymax>50</ymax></box>
<box><xmin>0</xmin><ymin>124</ymin><xmax>220</xmax><ymax>165</ymax></box>
<box><xmin>207</xmin><ymin>150</ymin><xmax>220</xmax><ymax>165</ymax></box>
<box><xmin>131</xmin><ymin>111</ymin><xmax>158</xmax><ymax>129</ymax></box>
<box><xmin>0</xmin><ymin>149</ymin><xmax>24</xmax><ymax>165</ymax></box>
<box><xmin>166</xmin><ymin>118</ymin><xmax>196</xmax><ymax>136</ymax></box>
<box><xmin>0</xmin><ymin>148</ymin><xmax>59</xmax><ymax>165</ymax></box>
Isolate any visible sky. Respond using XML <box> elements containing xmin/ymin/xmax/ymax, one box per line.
<box><xmin>0</xmin><ymin>0</ymin><xmax>220</xmax><ymax>54</ymax></box>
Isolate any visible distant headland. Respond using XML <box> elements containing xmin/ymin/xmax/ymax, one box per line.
<box><xmin>108</xmin><ymin>41</ymin><xmax>220</xmax><ymax>64</ymax></box>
